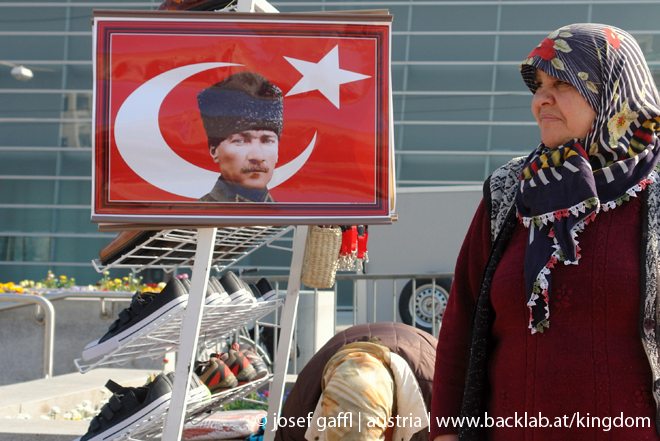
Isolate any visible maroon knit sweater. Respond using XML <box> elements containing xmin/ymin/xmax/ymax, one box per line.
<box><xmin>430</xmin><ymin>195</ymin><xmax>659</xmax><ymax>440</ymax></box>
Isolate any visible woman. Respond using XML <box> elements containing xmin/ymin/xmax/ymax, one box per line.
<box><xmin>430</xmin><ymin>24</ymin><xmax>660</xmax><ymax>440</ymax></box>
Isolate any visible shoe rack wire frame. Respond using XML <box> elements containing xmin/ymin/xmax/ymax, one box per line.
<box><xmin>73</xmin><ymin>299</ymin><xmax>284</xmax><ymax>374</ymax></box>
<box><xmin>159</xmin><ymin>225</ymin><xmax>308</xmax><ymax>441</ymax></box>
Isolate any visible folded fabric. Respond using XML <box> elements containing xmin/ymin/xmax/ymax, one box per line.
<box><xmin>388</xmin><ymin>352</ymin><xmax>429</xmax><ymax>441</ymax></box>
<box><xmin>183</xmin><ymin>410</ymin><xmax>267</xmax><ymax>440</ymax></box>
<box><xmin>306</xmin><ymin>341</ymin><xmax>394</xmax><ymax>441</ymax></box>
<box><xmin>304</xmin><ymin>340</ymin><xmax>428</xmax><ymax>441</ymax></box>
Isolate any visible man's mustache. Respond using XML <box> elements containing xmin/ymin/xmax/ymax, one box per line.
<box><xmin>242</xmin><ymin>164</ymin><xmax>270</xmax><ymax>173</ymax></box>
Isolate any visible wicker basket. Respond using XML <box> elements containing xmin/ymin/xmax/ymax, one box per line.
<box><xmin>301</xmin><ymin>226</ymin><xmax>342</xmax><ymax>289</ymax></box>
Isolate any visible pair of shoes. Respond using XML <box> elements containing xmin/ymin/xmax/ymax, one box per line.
<box><xmin>82</xmin><ymin>278</ymin><xmax>189</xmax><ymax>361</ymax></box>
<box><xmin>195</xmin><ymin>345</ymin><xmax>269</xmax><ymax>393</ymax></box>
<box><xmin>217</xmin><ymin>272</ymin><xmax>278</xmax><ymax>305</ymax></box>
<box><xmin>194</xmin><ymin>356</ymin><xmax>238</xmax><ymax>393</ymax></box>
<box><xmin>216</xmin><ymin>272</ymin><xmax>255</xmax><ymax>305</ymax></box>
<box><xmin>75</xmin><ymin>372</ymin><xmax>208</xmax><ymax>441</ymax></box>
<box><xmin>82</xmin><ymin>277</ymin><xmax>223</xmax><ymax>362</ymax></box>
<box><xmin>231</xmin><ymin>342</ymin><xmax>270</xmax><ymax>379</ymax></box>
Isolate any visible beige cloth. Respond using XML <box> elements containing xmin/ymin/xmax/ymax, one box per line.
<box><xmin>304</xmin><ymin>340</ymin><xmax>428</xmax><ymax>441</ymax></box>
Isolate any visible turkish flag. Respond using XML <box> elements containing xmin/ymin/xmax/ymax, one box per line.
<box><xmin>93</xmin><ymin>13</ymin><xmax>391</xmax><ymax>223</ymax></box>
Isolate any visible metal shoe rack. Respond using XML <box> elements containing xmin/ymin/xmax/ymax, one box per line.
<box><xmin>81</xmin><ymin>224</ymin><xmax>308</xmax><ymax>441</ymax></box>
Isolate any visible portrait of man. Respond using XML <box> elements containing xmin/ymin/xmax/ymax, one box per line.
<box><xmin>197</xmin><ymin>71</ymin><xmax>283</xmax><ymax>202</ymax></box>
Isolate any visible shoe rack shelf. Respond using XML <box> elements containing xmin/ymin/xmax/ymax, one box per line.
<box><xmin>92</xmin><ymin>226</ymin><xmax>293</xmax><ymax>274</ymax></box>
<box><xmin>81</xmin><ymin>223</ymin><xmax>307</xmax><ymax>441</ymax></box>
<box><xmin>74</xmin><ymin>299</ymin><xmax>283</xmax><ymax>374</ymax></box>
<box><xmin>121</xmin><ymin>375</ymin><xmax>272</xmax><ymax>441</ymax></box>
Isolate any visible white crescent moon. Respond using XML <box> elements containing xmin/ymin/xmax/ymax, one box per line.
<box><xmin>114</xmin><ymin>62</ymin><xmax>316</xmax><ymax>199</ymax></box>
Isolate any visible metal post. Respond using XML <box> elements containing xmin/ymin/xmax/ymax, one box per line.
<box><xmin>333</xmin><ymin>282</ymin><xmax>338</xmax><ymax>334</ymax></box>
<box><xmin>372</xmin><ymin>280</ymin><xmax>377</xmax><ymax>323</ymax></box>
<box><xmin>263</xmin><ymin>225</ymin><xmax>308</xmax><ymax>441</ymax></box>
<box><xmin>411</xmin><ymin>278</ymin><xmax>417</xmax><ymax>329</ymax></box>
<box><xmin>353</xmin><ymin>280</ymin><xmax>357</xmax><ymax>326</ymax></box>
<box><xmin>162</xmin><ymin>228</ymin><xmax>217</xmax><ymax>441</ymax></box>
<box><xmin>392</xmin><ymin>279</ymin><xmax>397</xmax><ymax>322</ymax></box>
<box><xmin>431</xmin><ymin>279</ymin><xmax>437</xmax><ymax>337</ymax></box>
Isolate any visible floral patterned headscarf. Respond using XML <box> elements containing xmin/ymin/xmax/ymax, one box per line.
<box><xmin>515</xmin><ymin>23</ymin><xmax>660</xmax><ymax>333</ymax></box>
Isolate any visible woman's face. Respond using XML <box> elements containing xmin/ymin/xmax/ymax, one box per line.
<box><xmin>531</xmin><ymin>69</ymin><xmax>597</xmax><ymax>149</ymax></box>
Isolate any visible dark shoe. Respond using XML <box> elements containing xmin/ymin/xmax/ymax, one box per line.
<box><xmin>82</xmin><ymin>278</ymin><xmax>189</xmax><ymax>361</ymax></box>
<box><xmin>76</xmin><ymin>372</ymin><xmax>208</xmax><ymax>441</ymax></box>
<box><xmin>255</xmin><ymin>278</ymin><xmax>278</xmax><ymax>302</ymax></box>
<box><xmin>216</xmin><ymin>349</ymin><xmax>256</xmax><ymax>385</ymax></box>
<box><xmin>207</xmin><ymin>277</ymin><xmax>230</xmax><ymax>305</ymax></box>
<box><xmin>195</xmin><ymin>357</ymin><xmax>238</xmax><ymax>393</ymax></box>
<box><xmin>75</xmin><ymin>373</ymin><xmax>173</xmax><ymax>441</ymax></box>
<box><xmin>218</xmin><ymin>272</ymin><xmax>255</xmax><ymax>305</ymax></box>
<box><xmin>232</xmin><ymin>342</ymin><xmax>269</xmax><ymax>379</ymax></box>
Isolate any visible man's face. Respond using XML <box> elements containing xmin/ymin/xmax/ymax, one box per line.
<box><xmin>210</xmin><ymin>130</ymin><xmax>279</xmax><ymax>190</ymax></box>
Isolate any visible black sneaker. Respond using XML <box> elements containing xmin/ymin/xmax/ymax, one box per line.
<box><xmin>82</xmin><ymin>278</ymin><xmax>189</xmax><ymax>361</ymax></box>
<box><xmin>75</xmin><ymin>374</ymin><xmax>173</xmax><ymax>441</ymax></box>
<box><xmin>255</xmin><ymin>278</ymin><xmax>278</xmax><ymax>302</ymax></box>
<box><xmin>218</xmin><ymin>272</ymin><xmax>255</xmax><ymax>305</ymax></box>
<box><xmin>207</xmin><ymin>277</ymin><xmax>230</xmax><ymax>305</ymax></box>
<box><xmin>75</xmin><ymin>373</ymin><xmax>209</xmax><ymax>441</ymax></box>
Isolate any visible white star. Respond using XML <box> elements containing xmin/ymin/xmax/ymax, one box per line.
<box><xmin>284</xmin><ymin>45</ymin><xmax>370</xmax><ymax>109</ymax></box>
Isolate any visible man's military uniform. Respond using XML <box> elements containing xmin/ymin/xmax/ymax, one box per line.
<box><xmin>199</xmin><ymin>176</ymin><xmax>275</xmax><ymax>203</ymax></box>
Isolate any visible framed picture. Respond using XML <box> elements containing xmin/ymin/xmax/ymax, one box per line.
<box><xmin>92</xmin><ymin>10</ymin><xmax>394</xmax><ymax>226</ymax></box>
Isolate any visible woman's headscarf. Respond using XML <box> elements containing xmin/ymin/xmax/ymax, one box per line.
<box><xmin>515</xmin><ymin>23</ymin><xmax>660</xmax><ymax>333</ymax></box>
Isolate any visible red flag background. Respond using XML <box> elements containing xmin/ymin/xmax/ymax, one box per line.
<box><xmin>93</xmin><ymin>15</ymin><xmax>391</xmax><ymax>222</ymax></box>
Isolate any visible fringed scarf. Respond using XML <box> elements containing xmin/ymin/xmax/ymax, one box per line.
<box><xmin>516</xmin><ymin>24</ymin><xmax>660</xmax><ymax>333</ymax></box>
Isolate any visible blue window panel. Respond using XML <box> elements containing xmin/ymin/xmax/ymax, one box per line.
<box><xmin>410</xmin><ymin>5</ymin><xmax>498</xmax><ymax>32</ymax></box>
<box><xmin>408</xmin><ymin>35</ymin><xmax>495</xmax><ymax>62</ymax></box>
<box><xmin>398</xmin><ymin>153</ymin><xmax>487</xmax><ymax>183</ymax></box>
<box><xmin>499</xmin><ymin>5</ymin><xmax>589</xmax><ymax>31</ymax></box>
<box><xmin>396</xmin><ymin>125</ymin><xmax>490</xmax><ymax>153</ymax></box>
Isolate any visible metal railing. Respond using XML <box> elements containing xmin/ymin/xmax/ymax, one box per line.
<box><xmin>0</xmin><ymin>294</ymin><xmax>56</xmax><ymax>379</ymax></box>
<box><xmin>241</xmin><ymin>272</ymin><xmax>454</xmax><ymax>373</ymax></box>
<box><xmin>0</xmin><ymin>290</ymin><xmax>134</xmax><ymax>380</ymax></box>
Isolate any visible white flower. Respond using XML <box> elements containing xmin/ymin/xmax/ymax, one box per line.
<box><xmin>607</xmin><ymin>99</ymin><xmax>638</xmax><ymax>147</ymax></box>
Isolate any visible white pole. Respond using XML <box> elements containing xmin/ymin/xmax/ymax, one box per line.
<box><xmin>162</xmin><ymin>227</ymin><xmax>217</xmax><ymax>441</ymax></box>
<box><xmin>262</xmin><ymin>225</ymin><xmax>308</xmax><ymax>441</ymax></box>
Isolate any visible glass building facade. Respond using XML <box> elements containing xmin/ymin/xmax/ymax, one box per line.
<box><xmin>1</xmin><ymin>0</ymin><xmax>660</xmax><ymax>284</ymax></box>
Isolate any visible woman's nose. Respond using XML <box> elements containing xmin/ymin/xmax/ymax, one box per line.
<box><xmin>533</xmin><ymin>87</ymin><xmax>554</xmax><ymax>106</ymax></box>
